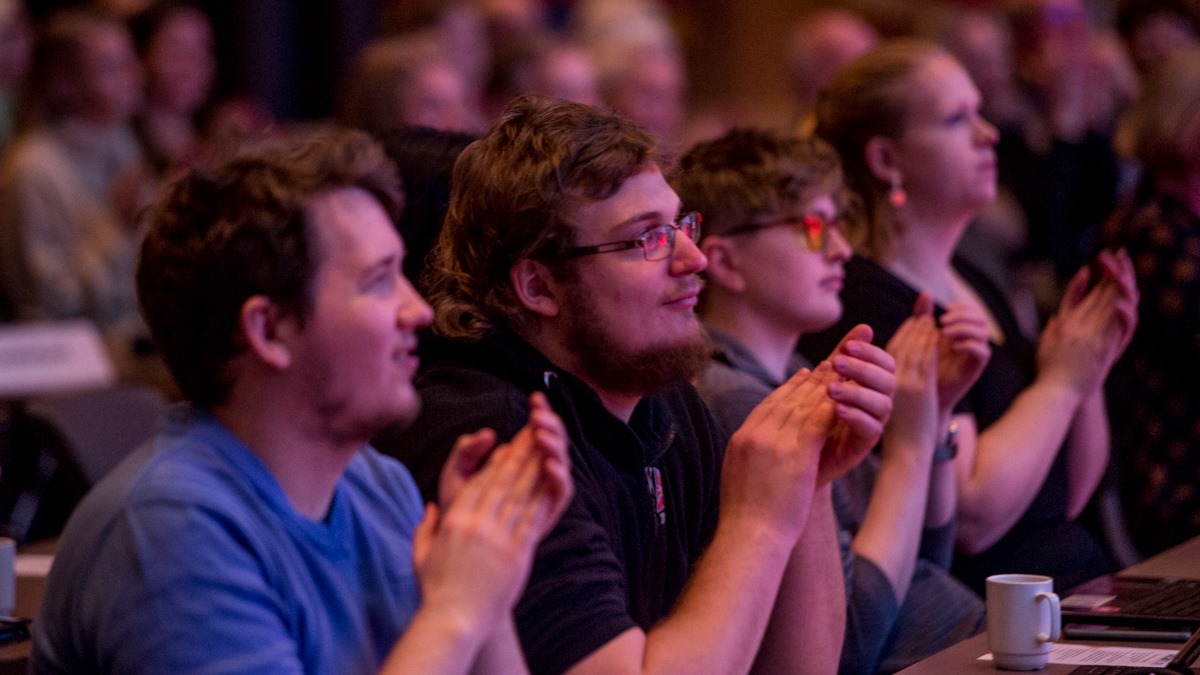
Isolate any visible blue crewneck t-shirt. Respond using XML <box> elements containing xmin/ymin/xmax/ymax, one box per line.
<box><xmin>32</xmin><ymin>406</ymin><xmax>424</xmax><ymax>674</ymax></box>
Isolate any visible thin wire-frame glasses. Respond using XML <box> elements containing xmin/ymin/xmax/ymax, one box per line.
<box><xmin>559</xmin><ymin>212</ymin><xmax>703</xmax><ymax>262</ymax></box>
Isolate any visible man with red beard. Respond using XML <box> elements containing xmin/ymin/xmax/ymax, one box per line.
<box><xmin>376</xmin><ymin>95</ymin><xmax>897</xmax><ymax>675</ymax></box>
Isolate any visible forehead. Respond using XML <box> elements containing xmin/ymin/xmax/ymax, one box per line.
<box><xmin>308</xmin><ymin>186</ymin><xmax>402</xmax><ymax>267</ymax></box>
<box><xmin>569</xmin><ymin>164</ymin><xmax>681</xmax><ymax>238</ymax></box>
<box><xmin>906</xmin><ymin>55</ymin><xmax>978</xmax><ymax>116</ymax></box>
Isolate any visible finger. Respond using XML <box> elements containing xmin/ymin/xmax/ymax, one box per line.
<box><xmin>834</xmin><ymin>403</ymin><xmax>887</xmax><ymax>441</ymax></box>
<box><xmin>828</xmin><ymin>378</ymin><xmax>894</xmax><ymax>422</ymax></box>
<box><xmin>885</xmin><ymin>316</ymin><xmax>919</xmax><ymax>355</ymax></box>
<box><xmin>743</xmin><ymin>364</ymin><xmax>816</xmax><ymax>431</ymax></box>
<box><xmin>831</xmin><ymin>324</ymin><xmax>876</xmax><ymax>356</ymax></box>
<box><xmin>912</xmin><ymin>291</ymin><xmax>935</xmax><ymax>317</ymax></box>
<box><xmin>412</xmin><ymin>503</ymin><xmax>439</xmax><ymax>573</ymax></box>
<box><xmin>1061</xmin><ymin>264</ymin><xmax>1092</xmax><ymax>310</ymax></box>
<box><xmin>832</xmin><ymin>351</ymin><xmax>897</xmax><ymax>396</ymax></box>
<box><xmin>496</xmin><ymin>444</ymin><xmax>545</xmax><ymax>530</ymax></box>
<box><xmin>445</xmin><ymin>428</ymin><xmax>499</xmax><ymax>480</ymax></box>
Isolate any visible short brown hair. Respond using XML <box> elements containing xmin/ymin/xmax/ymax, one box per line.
<box><xmin>671</xmin><ymin>128</ymin><xmax>846</xmax><ymax>238</ymax></box>
<box><xmin>427</xmin><ymin>94</ymin><xmax>659</xmax><ymax>340</ymax></box>
<box><xmin>813</xmin><ymin>39</ymin><xmax>944</xmax><ymax>260</ymax></box>
<box><xmin>136</xmin><ymin>127</ymin><xmax>403</xmax><ymax>406</ymax></box>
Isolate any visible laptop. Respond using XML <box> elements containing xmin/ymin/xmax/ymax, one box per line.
<box><xmin>1062</xmin><ymin>576</ymin><xmax>1200</xmax><ymax>629</ymax></box>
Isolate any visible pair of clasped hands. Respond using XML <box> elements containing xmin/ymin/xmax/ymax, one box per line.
<box><xmin>723</xmin><ymin>292</ymin><xmax>993</xmax><ymax>541</ymax></box>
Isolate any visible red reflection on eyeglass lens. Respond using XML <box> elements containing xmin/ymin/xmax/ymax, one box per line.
<box><xmin>803</xmin><ymin>214</ymin><xmax>826</xmax><ymax>250</ymax></box>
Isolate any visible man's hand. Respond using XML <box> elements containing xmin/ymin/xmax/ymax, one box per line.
<box><xmin>722</xmin><ymin>361</ymin><xmax>837</xmax><ymax>543</ymax></box>
<box><xmin>819</xmin><ymin>324</ymin><xmax>896</xmax><ymax>484</ymax></box>
<box><xmin>416</xmin><ymin>394</ymin><xmax>574</xmax><ymax>633</ymax></box>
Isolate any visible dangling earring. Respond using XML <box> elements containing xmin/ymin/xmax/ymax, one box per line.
<box><xmin>888</xmin><ymin>173</ymin><xmax>908</xmax><ymax>209</ymax></box>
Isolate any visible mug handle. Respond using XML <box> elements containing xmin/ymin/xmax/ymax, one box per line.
<box><xmin>1036</xmin><ymin>591</ymin><xmax>1061</xmax><ymax>643</ymax></box>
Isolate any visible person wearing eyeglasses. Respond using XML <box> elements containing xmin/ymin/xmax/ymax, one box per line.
<box><xmin>672</xmin><ymin>128</ymin><xmax>988</xmax><ymax>674</ymax></box>
<box><xmin>374</xmin><ymin>94</ymin><xmax>898</xmax><ymax>674</ymax></box>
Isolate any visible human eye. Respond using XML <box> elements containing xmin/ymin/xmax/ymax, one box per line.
<box><xmin>639</xmin><ymin>225</ymin><xmax>672</xmax><ymax>253</ymax></box>
<box><xmin>363</xmin><ymin>262</ymin><xmax>398</xmax><ymax>293</ymax></box>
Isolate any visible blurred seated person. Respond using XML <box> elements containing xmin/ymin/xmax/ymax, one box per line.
<box><xmin>674</xmin><ymin>128</ymin><xmax>986</xmax><ymax>675</ymax></box>
<box><xmin>0</xmin><ymin>0</ymin><xmax>33</xmax><ymax>150</ymax></box>
<box><xmin>0</xmin><ymin>7</ymin><xmax>154</xmax><ymax>372</ymax></box>
<box><xmin>999</xmin><ymin>0</ymin><xmax>1136</xmax><ymax>284</ymax></box>
<box><xmin>581</xmin><ymin>2</ymin><xmax>687</xmax><ymax>147</ymax></box>
<box><xmin>377</xmin><ymin>125</ymin><xmax>477</xmax><ymax>291</ymax></box>
<box><xmin>32</xmin><ymin>127</ymin><xmax>572</xmax><ymax>673</ymax></box>
<box><xmin>128</xmin><ymin>1</ymin><xmax>216</xmax><ymax>179</ymax></box>
<box><xmin>786</xmin><ymin>8</ymin><xmax>879</xmax><ymax>133</ymax></box>
<box><xmin>1115</xmin><ymin>0</ymin><xmax>1200</xmax><ymax>75</ymax></box>
<box><xmin>800</xmin><ymin>40</ymin><xmax>1138</xmax><ymax>593</ymax></box>
<box><xmin>1101</xmin><ymin>46</ymin><xmax>1200</xmax><ymax>555</ymax></box>
<box><xmin>486</xmin><ymin>34</ymin><xmax>601</xmax><ymax>117</ymax></box>
<box><xmin>339</xmin><ymin>31</ymin><xmax>482</xmax><ymax>138</ymax></box>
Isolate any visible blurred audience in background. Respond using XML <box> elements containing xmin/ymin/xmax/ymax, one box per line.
<box><xmin>577</xmin><ymin>0</ymin><xmax>687</xmax><ymax>147</ymax></box>
<box><xmin>0</xmin><ymin>0</ymin><xmax>33</xmax><ymax>150</ymax></box>
<box><xmin>377</xmin><ymin>125</ymin><xmax>476</xmax><ymax>293</ymax></box>
<box><xmin>486</xmin><ymin>34</ymin><xmax>600</xmax><ymax>117</ymax></box>
<box><xmin>1115</xmin><ymin>0</ymin><xmax>1200</xmax><ymax>75</ymax></box>
<box><xmin>340</xmin><ymin>30</ymin><xmax>481</xmax><ymax>138</ymax></box>
<box><xmin>0</xmin><ymin>7</ymin><xmax>151</xmax><ymax>373</ymax></box>
<box><xmin>1102</xmin><ymin>45</ymin><xmax>1200</xmax><ymax>556</ymax></box>
<box><xmin>999</xmin><ymin>0</ymin><xmax>1135</xmax><ymax>297</ymax></box>
<box><xmin>128</xmin><ymin>1</ymin><xmax>214</xmax><ymax>180</ymax></box>
<box><xmin>786</xmin><ymin>8</ymin><xmax>879</xmax><ymax>134</ymax></box>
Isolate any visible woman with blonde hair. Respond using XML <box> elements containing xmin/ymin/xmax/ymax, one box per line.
<box><xmin>800</xmin><ymin>39</ymin><xmax>1138</xmax><ymax>593</ymax></box>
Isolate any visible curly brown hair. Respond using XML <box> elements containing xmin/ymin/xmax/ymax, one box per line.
<box><xmin>427</xmin><ymin>93</ymin><xmax>660</xmax><ymax>340</ymax></box>
<box><xmin>136</xmin><ymin>127</ymin><xmax>403</xmax><ymax>406</ymax></box>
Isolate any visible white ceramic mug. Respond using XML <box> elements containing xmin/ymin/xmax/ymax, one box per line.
<box><xmin>986</xmin><ymin>574</ymin><xmax>1061</xmax><ymax>670</ymax></box>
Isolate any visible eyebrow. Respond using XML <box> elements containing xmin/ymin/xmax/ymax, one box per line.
<box><xmin>606</xmin><ymin>208</ymin><xmax>680</xmax><ymax>237</ymax></box>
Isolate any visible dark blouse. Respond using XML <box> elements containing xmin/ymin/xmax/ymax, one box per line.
<box><xmin>1101</xmin><ymin>193</ymin><xmax>1200</xmax><ymax>555</ymax></box>
<box><xmin>799</xmin><ymin>255</ymin><xmax>1110</xmax><ymax>593</ymax></box>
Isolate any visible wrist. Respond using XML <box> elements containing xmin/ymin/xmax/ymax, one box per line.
<box><xmin>932</xmin><ymin>420</ymin><xmax>959</xmax><ymax>463</ymax></box>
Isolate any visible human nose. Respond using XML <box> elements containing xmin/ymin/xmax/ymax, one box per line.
<box><xmin>973</xmin><ymin>114</ymin><xmax>999</xmax><ymax>146</ymax></box>
<box><xmin>669</xmin><ymin>228</ymin><xmax>708</xmax><ymax>276</ymax></box>
<box><xmin>826</xmin><ymin>226</ymin><xmax>853</xmax><ymax>263</ymax></box>
<box><xmin>397</xmin><ymin>276</ymin><xmax>434</xmax><ymax>330</ymax></box>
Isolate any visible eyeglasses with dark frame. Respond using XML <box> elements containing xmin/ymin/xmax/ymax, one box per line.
<box><xmin>558</xmin><ymin>212</ymin><xmax>703</xmax><ymax>262</ymax></box>
<box><xmin>721</xmin><ymin>213</ymin><xmax>840</xmax><ymax>253</ymax></box>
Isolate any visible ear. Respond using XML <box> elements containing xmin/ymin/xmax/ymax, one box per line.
<box><xmin>510</xmin><ymin>259</ymin><xmax>561</xmax><ymax>318</ymax></box>
<box><xmin>700</xmin><ymin>236</ymin><xmax>746</xmax><ymax>294</ymax></box>
<box><xmin>864</xmin><ymin>136</ymin><xmax>899</xmax><ymax>183</ymax></box>
<box><xmin>239</xmin><ymin>296</ymin><xmax>295</xmax><ymax>370</ymax></box>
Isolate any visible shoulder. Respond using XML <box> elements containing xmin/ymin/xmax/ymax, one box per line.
<box><xmin>376</xmin><ymin>336</ymin><xmax>534</xmax><ymax>499</ymax></box>
<box><xmin>694</xmin><ymin>360</ymin><xmax>771</xmax><ymax>439</ymax></box>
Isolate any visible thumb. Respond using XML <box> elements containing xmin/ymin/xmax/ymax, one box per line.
<box><xmin>412</xmin><ymin>503</ymin><xmax>440</xmax><ymax>576</ymax></box>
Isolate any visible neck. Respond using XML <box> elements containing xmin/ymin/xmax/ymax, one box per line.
<box><xmin>213</xmin><ymin>382</ymin><xmax>359</xmax><ymax>521</ymax></box>
<box><xmin>518</xmin><ymin>325</ymin><xmax>642</xmax><ymax>423</ymax></box>
<box><xmin>880</xmin><ymin>206</ymin><xmax>971</xmax><ymax>302</ymax></box>
<box><xmin>703</xmin><ymin>297</ymin><xmax>800</xmax><ymax>384</ymax></box>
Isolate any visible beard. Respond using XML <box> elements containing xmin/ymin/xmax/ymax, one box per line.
<box><xmin>558</xmin><ymin>281</ymin><xmax>713</xmax><ymax>397</ymax></box>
